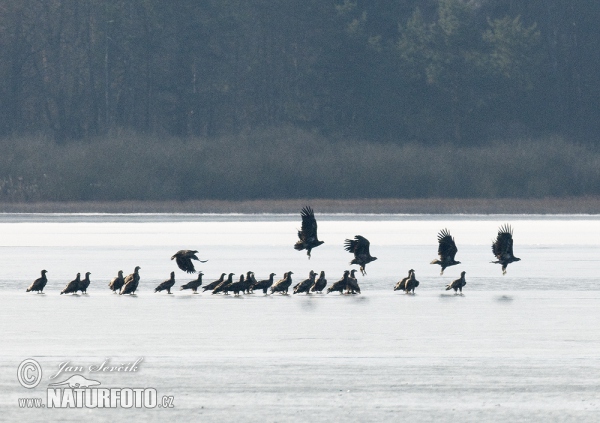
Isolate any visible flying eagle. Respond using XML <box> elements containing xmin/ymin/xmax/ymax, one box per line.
<box><xmin>430</xmin><ymin>229</ymin><xmax>460</xmax><ymax>275</ymax></box>
<box><xmin>294</xmin><ymin>206</ymin><xmax>324</xmax><ymax>259</ymax></box>
<box><xmin>155</xmin><ymin>271</ymin><xmax>176</xmax><ymax>294</ymax></box>
<box><xmin>491</xmin><ymin>224</ymin><xmax>521</xmax><ymax>274</ymax></box>
<box><xmin>180</xmin><ymin>272</ymin><xmax>204</xmax><ymax>293</ymax></box>
<box><xmin>171</xmin><ymin>250</ymin><xmax>207</xmax><ymax>274</ymax></box>
<box><xmin>109</xmin><ymin>271</ymin><xmax>125</xmax><ymax>293</ymax></box>
<box><xmin>344</xmin><ymin>235</ymin><xmax>377</xmax><ymax>275</ymax></box>
<box><xmin>446</xmin><ymin>271</ymin><xmax>466</xmax><ymax>294</ymax></box>
<box><xmin>26</xmin><ymin>270</ymin><xmax>48</xmax><ymax>294</ymax></box>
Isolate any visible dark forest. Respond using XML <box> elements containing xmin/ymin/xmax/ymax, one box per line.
<box><xmin>1</xmin><ymin>1</ymin><xmax>599</xmax><ymax>202</ymax></box>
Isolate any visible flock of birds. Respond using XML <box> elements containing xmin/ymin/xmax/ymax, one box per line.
<box><xmin>24</xmin><ymin>207</ymin><xmax>521</xmax><ymax>296</ymax></box>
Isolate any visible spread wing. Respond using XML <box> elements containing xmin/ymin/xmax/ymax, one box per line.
<box><xmin>298</xmin><ymin>206</ymin><xmax>319</xmax><ymax>242</ymax></box>
<box><xmin>344</xmin><ymin>235</ymin><xmax>370</xmax><ymax>257</ymax></box>
<box><xmin>492</xmin><ymin>224</ymin><xmax>514</xmax><ymax>259</ymax></box>
<box><xmin>437</xmin><ymin>228</ymin><xmax>458</xmax><ymax>260</ymax></box>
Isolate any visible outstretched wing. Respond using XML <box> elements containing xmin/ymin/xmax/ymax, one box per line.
<box><xmin>176</xmin><ymin>257</ymin><xmax>196</xmax><ymax>273</ymax></box>
<box><xmin>437</xmin><ymin>228</ymin><xmax>458</xmax><ymax>260</ymax></box>
<box><xmin>344</xmin><ymin>235</ymin><xmax>370</xmax><ymax>256</ymax></box>
<box><xmin>298</xmin><ymin>206</ymin><xmax>319</xmax><ymax>242</ymax></box>
<box><xmin>492</xmin><ymin>224</ymin><xmax>514</xmax><ymax>260</ymax></box>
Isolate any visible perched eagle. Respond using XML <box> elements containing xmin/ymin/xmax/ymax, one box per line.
<box><xmin>108</xmin><ymin>270</ymin><xmax>125</xmax><ymax>293</ymax></box>
<box><xmin>294</xmin><ymin>206</ymin><xmax>324</xmax><ymax>259</ymax></box>
<box><xmin>430</xmin><ymin>229</ymin><xmax>460</xmax><ymax>275</ymax></box>
<box><xmin>26</xmin><ymin>270</ymin><xmax>48</xmax><ymax>294</ymax></box>
<box><xmin>271</xmin><ymin>271</ymin><xmax>294</xmax><ymax>295</ymax></box>
<box><xmin>293</xmin><ymin>270</ymin><xmax>316</xmax><ymax>295</ymax></box>
<box><xmin>251</xmin><ymin>273</ymin><xmax>276</xmax><ymax>294</ymax></box>
<box><xmin>202</xmin><ymin>273</ymin><xmax>226</xmax><ymax>292</ymax></box>
<box><xmin>171</xmin><ymin>250</ymin><xmax>207</xmax><ymax>274</ymax></box>
<box><xmin>394</xmin><ymin>269</ymin><xmax>413</xmax><ymax>291</ymax></box>
<box><xmin>180</xmin><ymin>272</ymin><xmax>204</xmax><ymax>293</ymax></box>
<box><xmin>344</xmin><ymin>235</ymin><xmax>377</xmax><ymax>275</ymax></box>
<box><xmin>446</xmin><ymin>271</ymin><xmax>466</xmax><ymax>294</ymax></box>
<box><xmin>327</xmin><ymin>270</ymin><xmax>349</xmax><ymax>294</ymax></box>
<box><xmin>155</xmin><ymin>272</ymin><xmax>176</xmax><ymax>294</ymax></box>
<box><xmin>78</xmin><ymin>272</ymin><xmax>91</xmax><ymax>294</ymax></box>
<box><xmin>491</xmin><ymin>224</ymin><xmax>521</xmax><ymax>274</ymax></box>
<box><xmin>310</xmin><ymin>271</ymin><xmax>327</xmax><ymax>293</ymax></box>
<box><xmin>347</xmin><ymin>269</ymin><xmax>361</xmax><ymax>294</ymax></box>
<box><xmin>212</xmin><ymin>273</ymin><xmax>235</xmax><ymax>294</ymax></box>
<box><xmin>61</xmin><ymin>273</ymin><xmax>81</xmax><ymax>295</ymax></box>
<box><xmin>227</xmin><ymin>274</ymin><xmax>251</xmax><ymax>296</ymax></box>
<box><xmin>120</xmin><ymin>266</ymin><xmax>141</xmax><ymax>295</ymax></box>
<box><xmin>404</xmin><ymin>270</ymin><xmax>419</xmax><ymax>294</ymax></box>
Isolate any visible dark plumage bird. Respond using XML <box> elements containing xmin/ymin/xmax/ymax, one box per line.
<box><xmin>245</xmin><ymin>271</ymin><xmax>257</xmax><ymax>294</ymax></box>
<box><xmin>108</xmin><ymin>270</ymin><xmax>125</xmax><ymax>293</ymax></box>
<box><xmin>61</xmin><ymin>273</ymin><xmax>81</xmax><ymax>295</ymax></box>
<box><xmin>293</xmin><ymin>270</ymin><xmax>316</xmax><ymax>294</ymax></box>
<box><xmin>212</xmin><ymin>273</ymin><xmax>235</xmax><ymax>294</ymax></box>
<box><xmin>394</xmin><ymin>269</ymin><xmax>413</xmax><ymax>291</ymax></box>
<box><xmin>344</xmin><ymin>235</ymin><xmax>377</xmax><ymax>275</ymax></box>
<box><xmin>251</xmin><ymin>273</ymin><xmax>276</xmax><ymax>294</ymax></box>
<box><xmin>446</xmin><ymin>271</ymin><xmax>466</xmax><ymax>294</ymax></box>
<box><xmin>171</xmin><ymin>250</ymin><xmax>208</xmax><ymax>274</ymax></box>
<box><xmin>227</xmin><ymin>274</ymin><xmax>250</xmax><ymax>296</ymax></box>
<box><xmin>180</xmin><ymin>272</ymin><xmax>203</xmax><ymax>293</ymax></box>
<box><xmin>310</xmin><ymin>271</ymin><xmax>327</xmax><ymax>293</ymax></box>
<box><xmin>202</xmin><ymin>273</ymin><xmax>226</xmax><ymax>292</ymax></box>
<box><xmin>430</xmin><ymin>229</ymin><xmax>460</xmax><ymax>275</ymax></box>
<box><xmin>120</xmin><ymin>266</ymin><xmax>141</xmax><ymax>295</ymax></box>
<box><xmin>155</xmin><ymin>271</ymin><xmax>176</xmax><ymax>294</ymax></box>
<box><xmin>78</xmin><ymin>272</ymin><xmax>91</xmax><ymax>294</ymax></box>
<box><xmin>347</xmin><ymin>269</ymin><xmax>361</xmax><ymax>294</ymax></box>
<box><xmin>294</xmin><ymin>206</ymin><xmax>324</xmax><ymax>259</ymax></box>
<box><xmin>271</xmin><ymin>271</ymin><xmax>294</xmax><ymax>295</ymax></box>
<box><xmin>404</xmin><ymin>270</ymin><xmax>419</xmax><ymax>294</ymax></box>
<box><xmin>491</xmin><ymin>224</ymin><xmax>521</xmax><ymax>274</ymax></box>
<box><xmin>327</xmin><ymin>270</ymin><xmax>349</xmax><ymax>294</ymax></box>
<box><xmin>26</xmin><ymin>270</ymin><xmax>48</xmax><ymax>293</ymax></box>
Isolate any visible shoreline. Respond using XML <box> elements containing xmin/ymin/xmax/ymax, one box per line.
<box><xmin>1</xmin><ymin>197</ymin><xmax>599</xmax><ymax>214</ymax></box>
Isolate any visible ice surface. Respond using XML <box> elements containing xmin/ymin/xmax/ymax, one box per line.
<box><xmin>1</xmin><ymin>214</ymin><xmax>600</xmax><ymax>421</ymax></box>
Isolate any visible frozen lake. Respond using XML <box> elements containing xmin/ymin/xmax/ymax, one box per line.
<box><xmin>1</xmin><ymin>213</ymin><xmax>600</xmax><ymax>421</ymax></box>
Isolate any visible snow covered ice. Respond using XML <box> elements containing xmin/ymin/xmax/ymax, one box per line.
<box><xmin>1</xmin><ymin>213</ymin><xmax>600</xmax><ymax>422</ymax></box>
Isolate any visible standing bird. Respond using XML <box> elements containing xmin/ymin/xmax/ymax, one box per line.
<box><xmin>61</xmin><ymin>273</ymin><xmax>81</xmax><ymax>295</ymax></box>
<box><xmin>446</xmin><ymin>271</ymin><xmax>467</xmax><ymax>294</ymax></box>
<box><xmin>245</xmin><ymin>271</ymin><xmax>257</xmax><ymax>294</ymax></box>
<box><xmin>155</xmin><ymin>271</ymin><xmax>176</xmax><ymax>294</ymax></box>
<box><xmin>26</xmin><ymin>270</ymin><xmax>48</xmax><ymax>294</ymax></box>
<box><xmin>310</xmin><ymin>271</ymin><xmax>327</xmax><ymax>293</ymax></box>
<box><xmin>202</xmin><ymin>273</ymin><xmax>226</xmax><ymax>292</ymax></box>
<box><xmin>171</xmin><ymin>250</ymin><xmax>208</xmax><ymax>274</ymax></box>
<box><xmin>271</xmin><ymin>271</ymin><xmax>294</xmax><ymax>295</ymax></box>
<box><xmin>212</xmin><ymin>273</ymin><xmax>235</xmax><ymax>294</ymax></box>
<box><xmin>430</xmin><ymin>229</ymin><xmax>460</xmax><ymax>275</ymax></box>
<box><xmin>344</xmin><ymin>235</ymin><xmax>377</xmax><ymax>276</ymax></box>
<box><xmin>251</xmin><ymin>273</ymin><xmax>276</xmax><ymax>294</ymax></box>
<box><xmin>293</xmin><ymin>270</ymin><xmax>316</xmax><ymax>295</ymax></box>
<box><xmin>404</xmin><ymin>270</ymin><xmax>419</xmax><ymax>294</ymax></box>
<box><xmin>120</xmin><ymin>266</ymin><xmax>141</xmax><ymax>295</ymax></box>
<box><xmin>491</xmin><ymin>224</ymin><xmax>521</xmax><ymax>275</ymax></box>
<box><xmin>327</xmin><ymin>270</ymin><xmax>350</xmax><ymax>294</ymax></box>
<box><xmin>227</xmin><ymin>274</ymin><xmax>249</xmax><ymax>296</ymax></box>
<box><xmin>108</xmin><ymin>270</ymin><xmax>125</xmax><ymax>293</ymax></box>
<box><xmin>294</xmin><ymin>206</ymin><xmax>324</xmax><ymax>259</ymax></box>
<box><xmin>394</xmin><ymin>269</ymin><xmax>413</xmax><ymax>291</ymax></box>
<box><xmin>347</xmin><ymin>269</ymin><xmax>361</xmax><ymax>294</ymax></box>
<box><xmin>180</xmin><ymin>272</ymin><xmax>204</xmax><ymax>293</ymax></box>
<box><xmin>78</xmin><ymin>272</ymin><xmax>91</xmax><ymax>294</ymax></box>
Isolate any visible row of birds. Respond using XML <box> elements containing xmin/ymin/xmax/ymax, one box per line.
<box><xmin>24</xmin><ymin>206</ymin><xmax>520</xmax><ymax>295</ymax></box>
<box><xmin>25</xmin><ymin>267</ymin><xmax>467</xmax><ymax>296</ymax></box>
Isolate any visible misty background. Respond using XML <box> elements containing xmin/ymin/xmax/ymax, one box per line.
<box><xmin>1</xmin><ymin>1</ymin><xmax>599</xmax><ymax>202</ymax></box>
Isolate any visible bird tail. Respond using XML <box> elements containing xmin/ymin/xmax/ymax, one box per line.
<box><xmin>294</xmin><ymin>241</ymin><xmax>304</xmax><ymax>251</ymax></box>
<box><xmin>430</xmin><ymin>259</ymin><xmax>440</xmax><ymax>265</ymax></box>
<box><xmin>445</xmin><ymin>285</ymin><xmax>451</xmax><ymax>290</ymax></box>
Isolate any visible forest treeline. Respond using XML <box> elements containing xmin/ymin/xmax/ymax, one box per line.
<box><xmin>1</xmin><ymin>0</ymin><xmax>598</xmax><ymax>143</ymax></box>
